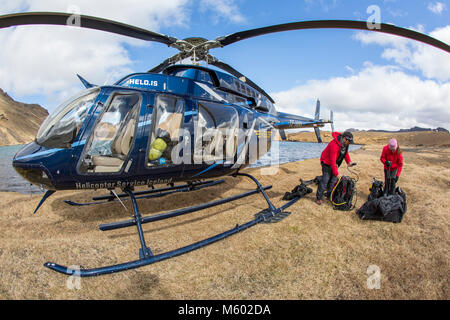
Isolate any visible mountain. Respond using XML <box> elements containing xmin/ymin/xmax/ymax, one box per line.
<box><xmin>0</xmin><ymin>89</ymin><xmax>48</xmax><ymax>146</ymax></box>
<box><xmin>286</xmin><ymin>130</ymin><xmax>450</xmax><ymax>147</ymax></box>
<box><xmin>353</xmin><ymin>126</ymin><xmax>449</xmax><ymax>133</ymax></box>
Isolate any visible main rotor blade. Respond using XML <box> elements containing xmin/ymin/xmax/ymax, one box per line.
<box><xmin>207</xmin><ymin>55</ymin><xmax>275</xmax><ymax>103</ymax></box>
<box><xmin>217</xmin><ymin>20</ymin><xmax>450</xmax><ymax>53</ymax></box>
<box><xmin>0</xmin><ymin>12</ymin><xmax>177</xmax><ymax>46</ymax></box>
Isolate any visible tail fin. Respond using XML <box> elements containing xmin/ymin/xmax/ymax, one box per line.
<box><xmin>314</xmin><ymin>99</ymin><xmax>322</xmax><ymax>143</ymax></box>
<box><xmin>279</xmin><ymin>129</ymin><xmax>287</xmax><ymax>140</ymax></box>
<box><xmin>314</xmin><ymin>99</ymin><xmax>320</xmax><ymax>120</ymax></box>
<box><xmin>330</xmin><ymin>110</ymin><xmax>334</xmax><ymax>133</ymax></box>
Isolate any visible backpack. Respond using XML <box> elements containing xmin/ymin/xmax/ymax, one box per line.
<box><xmin>368</xmin><ymin>178</ymin><xmax>384</xmax><ymax>201</ymax></box>
<box><xmin>330</xmin><ymin>176</ymin><xmax>356</xmax><ymax>211</ymax></box>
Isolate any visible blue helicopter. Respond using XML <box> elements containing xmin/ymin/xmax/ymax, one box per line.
<box><xmin>2</xmin><ymin>12</ymin><xmax>449</xmax><ymax>277</ymax></box>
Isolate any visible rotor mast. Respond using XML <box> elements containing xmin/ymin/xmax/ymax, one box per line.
<box><xmin>169</xmin><ymin>37</ymin><xmax>222</xmax><ymax>65</ymax></box>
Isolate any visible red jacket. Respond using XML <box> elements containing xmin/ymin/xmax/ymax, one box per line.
<box><xmin>380</xmin><ymin>145</ymin><xmax>403</xmax><ymax>177</ymax></box>
<box><xmin>320</xmin><ymin>132</ymin><xmax>351</xmax><ymax>176</ymax></box>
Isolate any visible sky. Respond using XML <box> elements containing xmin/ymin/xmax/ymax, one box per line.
<box><xmin>0</xmin><ymin>0</ymin><xmax>449</xmax><ymax>131</ymax></box>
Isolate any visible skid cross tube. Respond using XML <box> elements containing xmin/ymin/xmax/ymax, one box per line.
<box><xmin>44</xmin><ymin>173</ymin><xmax>301</xmax><ymax>277</ymax></box>
<box><xmin>126</xmin><ymin>189</ymin><xmax>153</xmax><ymax>259</ymax></box>
<box><xmin>235</xmin><ymin>173</ymin><xmax>277</xmax><ymax>213</ymax></box>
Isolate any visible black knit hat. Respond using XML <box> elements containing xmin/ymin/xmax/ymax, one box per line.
<box><xmin>343</xmin><ymin>131</ymin><xmax>354</xmax><ymax>143</ymax></box>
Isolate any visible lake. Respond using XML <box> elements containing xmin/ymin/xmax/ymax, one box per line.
<box><xmin>250</xmin><ymin>140</ymin><xmax>361</xmax><ymax>168</ymax></box>
<box><xmin>0</xmin><ymin>144</ymin><xmax>45</xmax><ymax>194</ymax></box>
<box><xmin>1</xmin><ymin>142</ymin><xmax>361</xmax><ymax>194</ymax></box>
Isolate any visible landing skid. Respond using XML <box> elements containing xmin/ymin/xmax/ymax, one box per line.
<box><xmin>64</xmin><ymin>180</ymin><xmax>224</xmax><ymax>206</ymax></box>
<box><xmin>44</xmin><ymin>173</ymin><xmax>302</xmax><ymax>277</ymax></box>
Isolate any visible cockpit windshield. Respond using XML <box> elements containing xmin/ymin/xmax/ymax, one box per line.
<box><xmin>36</xmin><ymin>87</ymin><xmax>100</xmax><ymax>148</ymax></box>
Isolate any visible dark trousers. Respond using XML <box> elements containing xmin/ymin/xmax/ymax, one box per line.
<box><xmin>384</xmin><ymin>169</ymin><xmax>398</xmax><ymax>195</ymax></box>
<box><xmin>316</xmin><ymin>162</ymin><xmax>338</xmax><ymax>200</ymax></box>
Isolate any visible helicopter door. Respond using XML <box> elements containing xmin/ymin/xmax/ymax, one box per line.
<box><xmin>194</xmin><ymin>101</ymin><xmax>239</xmax><ymax>164</ymax></box>
<box><xmin>147</xmin><ymin>95</ymin><xmax>184</xmax><ymax>168</ymax></box>
<box><xmin>78</xmin><ymin>92</ymin><xmax>141</xmax><ymax>174</ymax></box>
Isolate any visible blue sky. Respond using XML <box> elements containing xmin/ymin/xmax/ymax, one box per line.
<box><xmin>0</xmin><ymin>0</ymin><xmax>449</xmax><ymax>130</ymax></box>
<box><xmin>128</xmin><ymin>0</ymin><xmax>450</xmax><ymax>91</ymax></box>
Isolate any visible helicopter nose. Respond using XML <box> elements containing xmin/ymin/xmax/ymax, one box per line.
<box><xmin>12</xmin><ymin>142</ymin><xmax>56</xmax><ymax>190</ymax></box>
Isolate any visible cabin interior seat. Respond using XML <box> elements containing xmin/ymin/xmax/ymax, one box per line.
<box><xmin>92</xmin><ymin>119</ymin><xmax>136</xmax><ymax>172</ymax></box>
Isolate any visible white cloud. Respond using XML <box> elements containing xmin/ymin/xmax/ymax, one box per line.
<box><xmin>271</xmin><ymin>64</ymin><xmax>450</xmax><ymax>131</ymax></box>
<box><xmin>428</xmin><ymin>2</ymin><xmax>446</xmax><ymax>14</ymax></box>
<box><xmin>0</xmin><ymin>0</ymin><xmax>190</xmax><ymax>30</ymax></box>
<box><xmin>199</xmin><ymin>0</ymin><xmax>246</xmax><ymax>24</ymax></box>
<box><xmin>0</xmin><ymin>0</ymin><xmax>250</xmax><ymax>110</ymax></box>
<box><xmin>354</xmin><ymin>25</ymin><xmax>450</xmax><ymax>81</ymax></box>
<box><xmin>0</xmin><ymin>0</ymin><xmax>192</xmax><ymax>110</ymax></box>
<box><xmin>273</xmin><ymin>23</ymin><xmax>450</xmax><ymax>131</ymax></box>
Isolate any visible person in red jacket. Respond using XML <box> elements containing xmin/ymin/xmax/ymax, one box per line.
<box><xmin>380</xmin><ymin>138</ymin><xmax>403</xmax><ymax>195</ymax></box>
<box><xmin>316</xmin><ymin>131</ymin><xmax>356</xmax><ymax>205</ymax></box>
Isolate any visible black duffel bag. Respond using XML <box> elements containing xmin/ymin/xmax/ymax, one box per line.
<box><xmin>357</xmin><ymin>186</ymin><xmax>407</xmax><ymax>223</ymax></box>
<box><xmin>282</xmin><ymin>180</ymin><xmax>313</xmax><ymax>201</ymax></box>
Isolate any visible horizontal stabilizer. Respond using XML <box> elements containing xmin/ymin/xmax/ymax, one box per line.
<box><xmin>273</xmin><ymin>114</ymin><xmax>332</xmax><ymax>130</ymax></box>
<box><xmin>273</xmin><ymin>101</ymin><xmax>333</xmax><ymax>137</ymax></box>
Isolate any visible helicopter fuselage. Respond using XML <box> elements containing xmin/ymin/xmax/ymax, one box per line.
<box><xmin>12</xmin><ymin>65</ymin><xmax>281</xmax><ymax>191</ymax></box>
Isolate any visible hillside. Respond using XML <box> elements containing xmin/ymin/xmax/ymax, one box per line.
<box><xmin>286</xmin><ymin>130</ymin><xmax>450</xmax><ymax>148</ymax></box>
<box><xmin>0</xmin><ymin>89</ymin><xmax>48</xmax><ymax>146</ymax></box>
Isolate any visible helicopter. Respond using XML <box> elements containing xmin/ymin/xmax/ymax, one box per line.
<box><xmin>3</xmin><ymin>12</ymin><xmax>449</xmax><ymax>277</ymax></box>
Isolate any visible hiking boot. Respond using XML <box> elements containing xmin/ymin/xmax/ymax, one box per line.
<box><xmin>316</xmin><ymin>199</ymin><xmax>322</xmax><ymax>205</ymax></box>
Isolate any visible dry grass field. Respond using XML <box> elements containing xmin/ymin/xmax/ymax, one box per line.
<box><xmin>0</xmin><ymin>131</ymin><xmax>448</xmax><ymax>299</ymax></box>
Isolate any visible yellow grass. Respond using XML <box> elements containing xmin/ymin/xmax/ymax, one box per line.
<box><xmin>0</xmin><ymin>131</ymin><xmax>448</xmax><ymax>299</ymax></box>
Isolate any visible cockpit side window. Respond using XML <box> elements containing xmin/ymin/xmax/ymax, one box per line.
<box><xmin>36</xmin><ymin>88</ymin><xmax>100</xmax><ymax>148</ymax></box>
<box><xmin>78</xmin><ymin>92</ymin><xmax>141</xmax><ymax>174</ymax></box>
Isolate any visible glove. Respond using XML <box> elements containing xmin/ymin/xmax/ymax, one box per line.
<box><xmin>395</xmin><ymin>176</ymin><xmax>399</xmax><ymax>183</ymax></box>
<box><xmin>385</xmin><ymin>161</ymin><xmax>392</xmax><ymax>167</ymax></box>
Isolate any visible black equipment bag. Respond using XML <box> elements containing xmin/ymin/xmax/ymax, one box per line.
<box><xmin>330</xmin><ymin>176</ymin><xmax>356</xmax><ymax>211</ymax></box>
<box><xmin>282</xmin><ymin>180</ymin><xmax>313</xmax><ymax>201</ymax></box>
<box><xmin>357</xmin><ymin>182</ymin><xmax>407</xmax><ymax>223</ymax></box>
